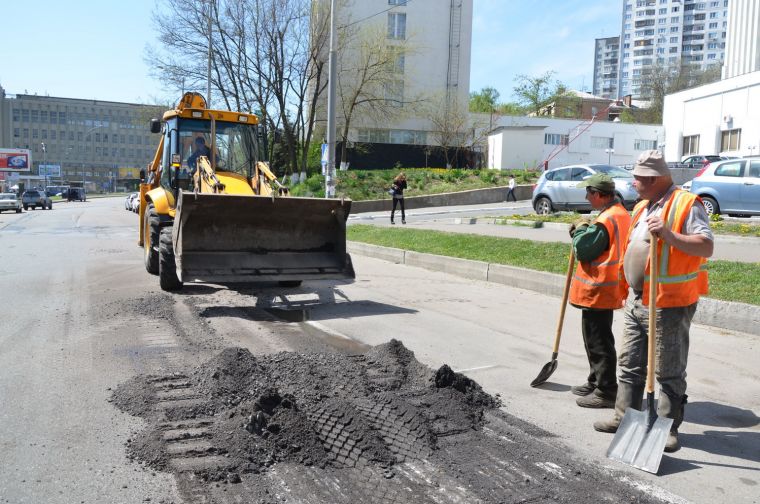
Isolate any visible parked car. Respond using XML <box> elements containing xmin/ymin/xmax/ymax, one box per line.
<box><xmin>130</xmin><ymin>193</ymin><xmax>140</xmax><ymax>213</ymax></box>
<box><xmin>21</xmin><ymin>190</ymin><xmax>53</xmax><ymax>210</ymax></box>
<box><xmin>68</xmin><ymin>187</ymin><xmax>86</xmax><ymax>202</ymax></box>
<box><xmin>681</xmin><ymin>155</ymin><xmax>724</xmax><ymax>168</ymax></box>
<box><xmin>688</xmin><ymin>156</ymin><xmax>760</xmax><ymax>216</ymax></box>
<box><xmin>0</xmin><ymin>193</ymin><xmax>22</xmax><ymax>213</ymax></box>
<box><xmin>125</xmin><ymin>193</ymin><xmax>138</xmax><ymax>211</ymax></box>
<box><xmin>532</xmin><ymin>164</ymin><xmax>638</xmax><ymax>215</ymax></box>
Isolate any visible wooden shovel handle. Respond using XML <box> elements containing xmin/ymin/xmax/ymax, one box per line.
<box><xmin>647</xmin><ymin>234</ymin><xmax>659</xmax><ymax>394</ymax></box>
<box><xmin>552</xmin><ymin>248</ymin><xmax>576</xmax><ymax>354</ymax></box>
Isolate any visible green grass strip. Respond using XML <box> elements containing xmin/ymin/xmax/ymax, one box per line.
<box><xmin>348</xmin><ymin>225</ymin><xmax>760</xmax><ymax>306</ymax></box>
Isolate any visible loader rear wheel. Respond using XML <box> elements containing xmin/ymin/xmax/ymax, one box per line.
<box><xmin>143</xmin><ymin>204</ymin><xmax>160</xmax><ymax>275</ymax></box>
<box><xmin>278</xmin><ymin>281</ymin><xmax>302</xmax><ymax>288</ymax></box>
<box><xmin>159</xmin><ymin>227</ymin><xmax>183</xmax><ymax>291</ymax></box>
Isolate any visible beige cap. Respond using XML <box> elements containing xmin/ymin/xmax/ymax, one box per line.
<box><xmin>632</xmin><ymin>150</ymin><xmax>671</xmax><ymax>177</ymax></box>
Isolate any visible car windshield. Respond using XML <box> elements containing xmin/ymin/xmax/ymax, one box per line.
<box><xmin>0</xmin><ymin>194</ymin><xmax>15</xmax><ymax>200</ymax></box>
<box><xmin>178</xmin><ymin>119</ymin><xmax>260</xmax><ymax>177</ymax></box>
<box><xmin>592</xmin><ymin>165</ymin><xmax>633</xmax><ymax>179</ymax></box>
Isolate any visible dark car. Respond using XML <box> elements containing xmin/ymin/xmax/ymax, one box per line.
<box><xmin>68</xmin><ymin>187</ymin><xmax>87</xmax><ymax>202</ymax></box>
<box><xmin>681</xmin><ymin>155</ymin><xmax>724</xmax><ymax>168</ymax></box>
<box><xmin>21</xmin><ymin>190</ymin><xmax>53</xmax><ymax>210</ymax></box>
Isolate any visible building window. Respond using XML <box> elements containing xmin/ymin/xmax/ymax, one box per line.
<box><xmin>384</xmin><ymin>80</ymin><xmax>404</xmax><ymax>106</ymax></box>
<box><xmin>635</xmin><ymin>139</ymin><xmax>657</xmax><ymax>150</ymax></box>
<box><xmin>682</xmin><ymin>134</ymin><xmax>700</xmax><ymax>156</ymax></box>
<box><xmin>388</xmin><ymin>0</ymin><xmax>407</xmax><ymax>4</ymax></box>
<box><xmin>31</xmin><ymin>110</ymin><xmax>39</xmax><ymax>123</ymax></box>
<box><xmin>13</xmin><ymin>128</ymin><xmax>20</xmax><ymax>138</ymax></box>
<box><xmin>721</xmin><ymin>128</ymin><xmax>741</xmax><ymax>151</ymax></box>
<box><xmin>387</xmin><ymin>12</ymin><xmax>406</xmax><ymax>39</ymax></box>
<box><xmin>591</xmin><ymin>136</ymin><xmax>614</xmax><ymax>149</ymax></box>
<box><xmin>544</xmin><ymin>133</ymin><xmax>569</xmax><ymax>146</ymax></box>
<box><xmin>22</xmin><ymin>109</ymin><xmax>30</xmax><ymax>121</ymax></box>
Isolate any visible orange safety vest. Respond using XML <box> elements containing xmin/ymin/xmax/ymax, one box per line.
<box><xmin>625</xmin><ymin>189</ymin><xmax>709</xmax><ymax>308</ymax></box>
<box><xmin>570</xmin><ymin>203</ymin><xmax>632</xmax><ymax>309</ymax></box>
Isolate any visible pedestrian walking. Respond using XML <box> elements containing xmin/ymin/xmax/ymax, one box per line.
<box><xmin>390</xmin><ymin>172</ymin><xmax>407</xmax><ymax>225</ymax></box>
<box><xmin>593</xmin><ymin>150</ymin><xmax>714</xmax><ymax>453</ymax></box>
<box><xmin>568</xmin><ymin>173</ymin><xmax>631</xmax><ymax>409</ymax></box>
<box><xmin>507</xmin><ymin>175</ymin><xmax>517</xmax><ymax>201</ymax></box>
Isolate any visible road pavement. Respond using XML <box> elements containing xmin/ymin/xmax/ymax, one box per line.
<box><xmin>1</xmin><ymin>198</ymin><xmax>758</xmax><ymax>504</ymax></box>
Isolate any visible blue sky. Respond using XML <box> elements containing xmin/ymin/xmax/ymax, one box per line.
<box><xmin>0</xmin><ymin>0</ymin><xmax>622</xmax><ymax>105</ymax></box>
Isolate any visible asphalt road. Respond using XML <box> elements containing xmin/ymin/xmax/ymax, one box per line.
<box><xmin>1</xmin><ymin>198</ymin><xmax>758</xmax><ymax>504</ymax></box>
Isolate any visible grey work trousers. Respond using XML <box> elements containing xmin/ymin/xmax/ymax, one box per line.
<box><xmin>618</xmin><ymin>294</ymin><xmax>697</xmax><ymax>428</ymax></box>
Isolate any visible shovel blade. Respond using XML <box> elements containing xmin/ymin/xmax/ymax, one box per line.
<box><xmin>530</xmin><ymin>359</ymin><xmax>558</xmax><ymax>387</ymax></box>
<box><xmin>606</xmin><ymin>408</ymin><xmax>673</xmax><ymax>474</ymax></box>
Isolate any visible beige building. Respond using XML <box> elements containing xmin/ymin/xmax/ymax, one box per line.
<box><xmin>0</xmin><ymin>85</ymin><xmax>162</xmax><ymax>191</ymax></box>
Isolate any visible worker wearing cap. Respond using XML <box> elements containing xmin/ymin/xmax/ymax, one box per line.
<box><xmin>568</xmin><ymin>173</ymin><xmax>631</xmax><ymax>409</ymax></box>
<box><xmin>593</xmin><ymin>150</ymin><xmax>713</xmax><ymax>453</ymax></box>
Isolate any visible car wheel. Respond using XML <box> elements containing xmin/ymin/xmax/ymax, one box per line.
<box><xmin>701</xmin><ymin>196</ymin><xmax>719</xmax><ymax>216</ymax></box>
<box><xmin>143</xmin><ymin>204</ymin><xmax>160</xmax><ymax>275</ymax></box>
<box><xmin>16</xmin><ymin>208</ymin><xmax>21</xmax><ymax>213</ymax></box>
<box><xmin>159</xmin><ymin>226</ymin><xmax>183</xmax><ymax>291</ymax></box>
<box><xmin>23</xmin><ymin>205</ymin><xmax>28</xmax><ymax>210</ymax></box>
<box><xmin>534</xmin><ymin>196</ymin><xmax>553</xmax><ymax>215</ymax></box>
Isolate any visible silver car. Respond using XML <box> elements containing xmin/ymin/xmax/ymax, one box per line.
<box><xmin>0</xmin><ymin>193</ymin><xmax>22</xmax><ymax>213</ymax></box>
<box><xmin>532</xmin><ymin>164</ymin><xmax>638</xmax><ymax>215</ymax></box>
<box><xmin>689</xmin><ymin>157</ymin><xmax>760</xmax><ymax>216</ymax></box>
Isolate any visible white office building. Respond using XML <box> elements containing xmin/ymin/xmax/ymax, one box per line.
<box><xmin>486</xmin><ymin>116</ymin><xmax>661</xmax><ymax>171</ymax></box>
<box><xmin>663</xmin><ymin>0</ymin><xmax>760</xmax><ymax>161</ymax></box>
<box><xmin>617</xmin><ymin>0</ymin><xmax>729</xmax><ymax>99</ymax></box>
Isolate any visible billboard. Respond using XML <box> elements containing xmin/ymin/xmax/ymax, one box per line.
<box><xmin>39</xmin><ymin>164</ymin><xmax>62</xmax><ymax>177</ymax></box>
<box><xmin>0</xmin><ymin>148</ymin><xmax>32</xmax><ymax>172</ymax></box>
<box><xmin>118</xmin><ymin>167</ymin><xmax>141</xmax><ymax>179</ymax></box>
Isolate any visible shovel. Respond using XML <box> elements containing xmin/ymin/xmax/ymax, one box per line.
<box><xmin>606</xmin><ymin>234</ymin><xmax>673</xmax><ymax>474</ymax></box>
<box><xmin>530</xmin><ymin>247</ymin><xmax>575</xmax><ymax>387</ymax></box>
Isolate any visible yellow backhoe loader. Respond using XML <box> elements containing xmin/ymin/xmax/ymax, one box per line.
<box><xmin>138</xmin><ymin>92</ymin><xmax>353</xmax><ymax>291</ymax></box>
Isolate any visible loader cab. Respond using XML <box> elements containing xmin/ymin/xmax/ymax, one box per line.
<box><xmin>159</xmin><ymin>116</ymin><xmax>263</xmax><ymax>196</ymax></box>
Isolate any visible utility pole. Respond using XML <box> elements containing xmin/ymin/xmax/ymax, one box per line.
<box><xmin>41</xmin><ymin>142</ymin><xmax>47</xmax><ymax>190</ymax></box>
<box><xmin>207</xmin><ymin>0</ymin><xmax>213</xmax><ymax>107</ymax></box>
<box><xmin>325</xmin><ymin>0</ymin><xmax>337</xmax><ymax>198</ymax></box>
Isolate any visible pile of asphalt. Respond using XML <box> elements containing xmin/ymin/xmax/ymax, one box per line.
<box><xmin>112</xmin><ymin>339</ymin><xmax>500</xmax><ymax>482</ymax></box>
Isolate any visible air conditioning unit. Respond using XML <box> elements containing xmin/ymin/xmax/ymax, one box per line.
<box><xmin>722</xmin><ymin>114</ymin><xmax>733</xmax><ymax>125</ymax></box>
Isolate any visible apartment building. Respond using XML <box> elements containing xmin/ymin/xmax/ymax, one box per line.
<box><xmin>317</xmin><ymin>0</ymin><xmax>473</xmax><ymax>168</ymax></box>
<box><xmin>0</xmin><ymin>85</ymin><xmax>162</xmax><ymax>191</ymax></box>
<box><xmin>617</xmin><ymin>0</ymin><xmax>729</xmax><ymax>98</ymax></box>
<box><xmin>723</xmin><ymin>0</ymin><xmax>760</xmax><ymax>78</ymax></box>
<box><xmin>592</xmin><ymin>36</ymin><xmax>621</xmax><ymax>99</ymax></box>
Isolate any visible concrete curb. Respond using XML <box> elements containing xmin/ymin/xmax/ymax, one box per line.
<box><xmin>347</xmin><ymin>241</ymin><xmax>760</xmax><ymax>337</ymax></box>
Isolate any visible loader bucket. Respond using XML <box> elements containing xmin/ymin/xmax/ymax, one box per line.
<box><xmin>173</xmin><ymin>191</ymin><xmax>354</xmax><ymax>284</ymax></box>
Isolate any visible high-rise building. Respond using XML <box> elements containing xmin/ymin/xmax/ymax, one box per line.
<box><xmin>722</xmin><ymin>0</ymin><xmax>760</xmax><ymax>78</ymax></box>
<box><xmin>593</xmin><ymin>36</ymin><xmax>621</xmax><ymax>98</ymax></box>
<box><xmin>617</xmin><ymin>0</ymin><xmax>729</xmax><ymax>98</ymax></box>
<box><xmin>0</xmin><ymin>85</ymin><xmax>162</xmax><ymax>190</ymax></box>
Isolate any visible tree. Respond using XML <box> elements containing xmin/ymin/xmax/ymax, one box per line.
<box><xmin>145</xmin><ymin>0</ymin><xmax>329</xmax><ymax>176</ymax></box>
<box><xmin>333</xmin><ymin>20</ymin><xmax>417</xmax><ymax>168</ymax></box>
<box><xmin>427</xmin><ymin>93</ymin><xmax>487</xmax><ymax>169</ymax></box>
<box><xmin>469</xmin><ymin>87</ymin><xmax>500</xmax><ymax>113</ymax></box>
<box><xmin>638</xmin><ymin>62</ymin><xmax>722</xmax><ymax>123</ymax></box>
<box><xmin>513</xmin><ymin>71</ymin><xmax>568</xmax><ymax>115</ymax></box>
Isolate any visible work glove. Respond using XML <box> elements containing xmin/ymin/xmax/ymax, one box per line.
<box><xmin>569</xmin><ymin>219</ymin><xmax>590</xmax><ymax>238</ymax></box>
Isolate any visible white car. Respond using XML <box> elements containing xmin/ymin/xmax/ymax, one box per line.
<box><xmin>131</xmin><ymin>193</ymin><xmax>140</xmax><ymax>213</ymax></box>
<box><xmin>0</xmin><ymin>193</ymin><xmax>22</xmax><ymax>213</ymax></box>
<box><xmin>125</xmin><ymin>193</ymin><xmax>138</xmax><ymax>211</ymax></box>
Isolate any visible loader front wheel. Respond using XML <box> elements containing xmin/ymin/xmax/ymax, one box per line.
<box><xmin>159</xmin><ymin>227</ymin><xmax>183</xmax><ymax>291</ymax></box>
<box><xmin>143</xmin><ymin>204</ymin><xmax>160</xmax><ymax>275</ymax></box>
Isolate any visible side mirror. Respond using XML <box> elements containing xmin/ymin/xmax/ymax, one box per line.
<box><xmin>150</xmin><ymin>118</ymin><xmax>161</xmax><ymax>134</ymax></box>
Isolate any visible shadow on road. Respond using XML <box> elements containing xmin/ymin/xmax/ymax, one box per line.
<box><xmin>686</xmin><ymin>401</ymin><xmax>760</xmax><ymax>428</ymax></box>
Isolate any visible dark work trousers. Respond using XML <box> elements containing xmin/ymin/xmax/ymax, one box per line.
<box><xmin>506</xmin><ymin>188</ymin><xmax>516</xmax><ymax>201</ymax></box>
<box><xmin>391</xmin><ymin>196</ymin><xmax>405</xmax><ymax>222</ymax></box>
<box><xmin>581</xmin><ymin>308</ymin><xmax>618</xmax><ymax>398</ymax></box>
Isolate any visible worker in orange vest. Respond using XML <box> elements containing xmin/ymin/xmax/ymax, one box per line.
<box><xmin>568</xmin><ymin>173</ymin><xmax>631</xmax><ymax>409</ymax></box>
<box><xmin>593</xmin><ymin>150</ymin><xmax>714</xmax><ymax>453</ymax></box>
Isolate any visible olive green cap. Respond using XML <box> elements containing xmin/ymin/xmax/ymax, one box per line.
<box><xmin>578</xmin><ymin>173</ymin><xmax>616</xmax><ymax>193</ymax></box>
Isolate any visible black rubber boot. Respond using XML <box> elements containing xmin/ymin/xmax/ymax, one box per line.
<box><xmin>658</xmin><ymin>392</ymin><xmax>687</xmax><ymax>453</ymax></box>
<box><xmin>593</xmin><ymin>382</ymin><xmax>644</xmax><ymax>433</ymax></box>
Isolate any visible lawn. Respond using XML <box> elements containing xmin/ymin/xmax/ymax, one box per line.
<box><xmin>347</xmin><ymin>225</ymin><xmax>760</xmax><ymax>306</ymax></box>
<box><xmin>289</xmin><ymin>168</ymin><xmax>539</xmax><ymax>201</ymax></box>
